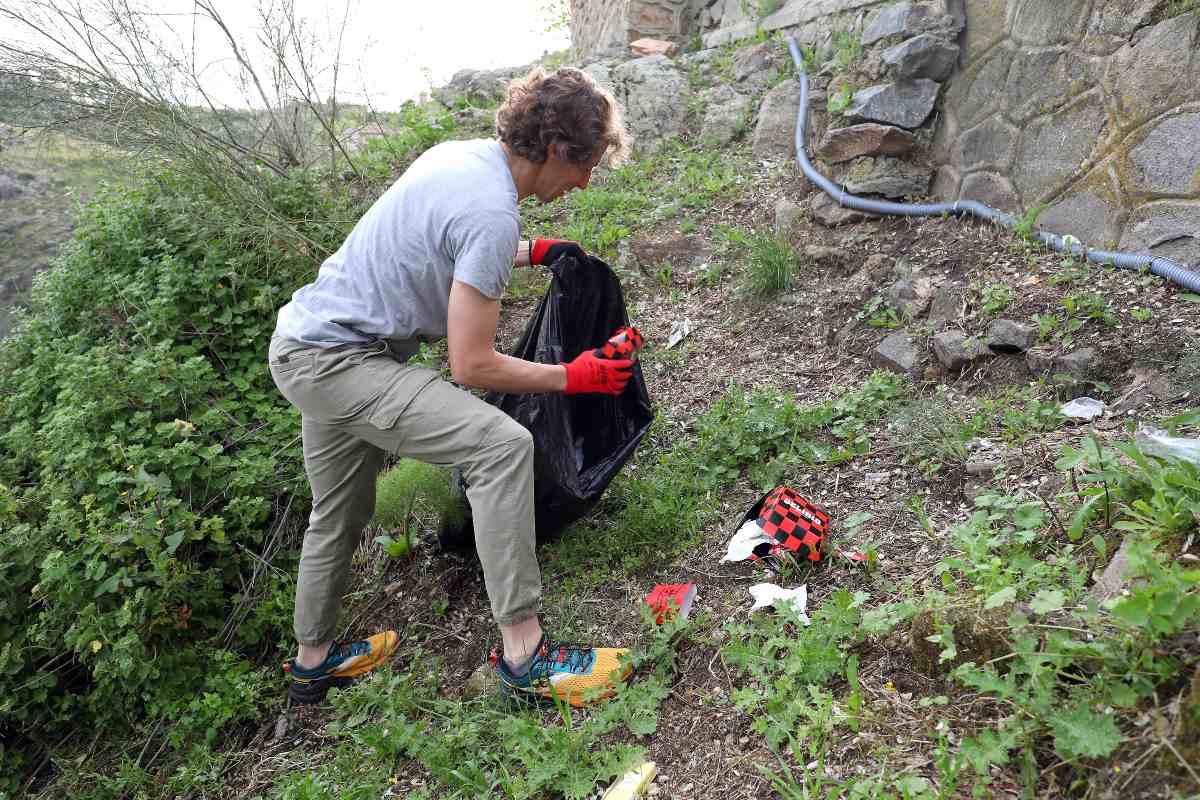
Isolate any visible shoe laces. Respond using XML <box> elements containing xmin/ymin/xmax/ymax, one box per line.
<box><xmin>539</xmin><ymin>637</ymin><xmax>593</xmax><ymax>673</ymax></box>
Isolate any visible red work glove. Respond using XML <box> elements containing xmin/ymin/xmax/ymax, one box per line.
<box><xmin>531</xmin><ymin>239</ymin><xmax>586</xmax><ymax>266</ymax></box>
<box><xmin>562</xmin><ymin>350</ymin><xmax>633</xmax><ymax>395</ymax></box>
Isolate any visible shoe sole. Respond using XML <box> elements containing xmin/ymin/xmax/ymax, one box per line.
<box><xmin>498</xmin><ymin>680</ymin><xmax>618</xmax><ymax>709</ymax></box>
<box><xmin>288</xmin><ymin>675</ymin><xmax>354</xmax><ymax>705</ymax></box>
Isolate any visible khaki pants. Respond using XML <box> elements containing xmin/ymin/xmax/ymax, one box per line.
<box><xmin>268</xmin><ymin>336</ymin><xmax>541</xmax><ymax>645</ymax></box>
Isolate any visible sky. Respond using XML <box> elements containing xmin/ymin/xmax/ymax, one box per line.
<box><xmin>0</xmin><ymin>0</ymin><xmax>572</xmax><ymax>109</ymax></box>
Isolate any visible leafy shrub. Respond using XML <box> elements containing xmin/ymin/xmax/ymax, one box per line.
<box><xmin>0</xmin><ymin>167</ymin><xmax>353</xmax><ymax>783</ymax></box>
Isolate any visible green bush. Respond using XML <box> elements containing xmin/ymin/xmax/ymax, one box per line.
<box><xmin>0</xmin><ymin>167</ymin><xmax>352</xmax><ymax>784</ymax></box>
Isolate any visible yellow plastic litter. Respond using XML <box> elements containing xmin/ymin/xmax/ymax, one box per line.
<box><xmin>601</xmin><ymin>762</ymin><xmax>657</xmax><ymax>800</ymax></box>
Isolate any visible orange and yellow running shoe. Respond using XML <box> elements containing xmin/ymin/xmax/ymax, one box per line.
<box><xmin>286</xmin><ymin>630</ymin><xmax>399</xmax><ymax>705</ymax></box>
<box><xmin>494</xmin><ymin>633</ymin><xmax>632</xmax><ymax>707</ymax></box>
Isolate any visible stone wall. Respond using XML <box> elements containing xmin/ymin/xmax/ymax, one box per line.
<box><xmin>570</xmin><ymin>0</ymin><xmax>709</xmax><ymax>56</ymax></box>
<box><xmin>937</xmin><ymin>2</ymin><xmax>1200</xmax><ymax>265</ymax></box>
<box><xmin>572</xmin><ymin>0</ymin><xmax>1200</xmax><ymax>265</ymax></box>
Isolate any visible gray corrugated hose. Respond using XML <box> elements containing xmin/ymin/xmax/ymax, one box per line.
<box><xmin>785</xmin><ymin>37</ymin><xmax>1200</xmax><ymax>293</ymax></box>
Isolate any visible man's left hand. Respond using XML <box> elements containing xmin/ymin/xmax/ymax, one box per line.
<box><xmin>530</xmin><ymin>239</ymin><xmax>586</xmax><ymax>266</ymax></box>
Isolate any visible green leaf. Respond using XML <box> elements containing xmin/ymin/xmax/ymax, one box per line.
<box><xmin>1030</xmin><ymin>589</ymin><xmax>1066</xmax><ymax>615</ymax></box>
<box><xmin>985</xmin><ymin>586</ymin><xmax>1017</xmax><ymax>609</ymax></box>
<box><xmin>1180</xmin><ymin>293</ymin><xmax>1200</xmax><ymax>303</ymax></box>
<box><xmin>1068</xmin><ymin>493</ymin><xmax>1106</xmax><ymax>540</ymax></box>
<box><xmin>1049</xmin><ymin>705</ymin><xmax>1124</xmax><ymax>759</ymax></box>
<box><xmin>164</xmin><ymin>531</ymin><xmax>185</xmax><ymax>554</ymax></box>
<box><xmin>95</xmin><ymin>573</ymin><xmax>121</xmax><ymax>597</ymax></box>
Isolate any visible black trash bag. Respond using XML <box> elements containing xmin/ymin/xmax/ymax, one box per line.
<box><xmin>438</xmin><ymin>254</ymin><xmax>654</xmax><ymax>551</ymax></box>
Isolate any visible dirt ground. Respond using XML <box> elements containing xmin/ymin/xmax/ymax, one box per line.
<box><xmin>229</xmin><ymin>156</ymin><xmax>1200</xmax><ymax>799</ymax></box>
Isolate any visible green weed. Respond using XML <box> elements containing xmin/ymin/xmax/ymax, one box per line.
<box><xmin>1013</xmin><ymin>203</ymin><xmax>1045</xmax><ymax>242</ymax></box>
<box><xmin>744</xmin><ymin>232</ymin><xmax>802</xmax><ymax>299</ymax></box>
<box><xmin>979</xmin><ymin>282</ymin><xmax>1013</xmax><ymax>315</ymax></box>
<box><xmin>892</xmin><ymin>395</ymin><xmax>989</xmax><ymax>477</ymax></box>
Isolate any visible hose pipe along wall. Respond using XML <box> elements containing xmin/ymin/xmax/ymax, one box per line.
<box><xmin>784</xmin><ymin>37</ymin><xmax>1200</xmax><ymax>295</ymax></box>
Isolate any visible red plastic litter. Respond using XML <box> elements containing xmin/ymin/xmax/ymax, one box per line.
<box><xmin>644</xmin><ymin>583</ymin><xmax>697</xmax><ymax>624</ymax></box>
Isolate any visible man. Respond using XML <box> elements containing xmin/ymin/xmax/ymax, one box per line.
<box><xmin>268</xmin><ymin>66</ymin><xmax>635</xmax><ymax>707</ymax></box>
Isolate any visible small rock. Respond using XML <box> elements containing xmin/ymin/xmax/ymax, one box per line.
<box><xmin>1054</xmin><ymin>348</ymin><xmax>1097</xmax><ymax>381</ymax></box>
<box><xmin>774</xmin><ymin>197</ymin><xmax>803</xmax><ymax>237</ymax></box>
<box><xmin>987</xmin><ymin>319</ymin><xmax>1037</xmax><ymax>353</ymax></box>
<box><xmin>965</xmin><ymin>460</ymin><xmax>1002</xmax><ymax>477</ymax></box>
<box><xmin>804</xmin><ymin>244</ymin><xmax>845</xmax><ymax>271</ymax></box>
<box><xmin>810</xmin><ymin>193</ymin><xmax>877</xmax><ymax>227</ymax></box>
<box><xmin>862</xmin><ymin>253</ymin><xmax>892</xmax><ymax>281</ymax></box>
<box><xmin>630</xmin><ymin>234</ymin><xmax>706</xmax><ymax>269</ymax></box>
<box><xmin>1091</xmin><ymin>536</ymin><xmax>1138</xmax><ymax>602</ymax></box>
<box><xmin>932</xmin><ymin>330</ymin><xmax>993</xmax><ymax>371</ymax></box>
<box><xmin>1026</xmin><ymin>347</ymin><xmax>1055</xmax><ymax>376</ymax></box>
<box><xmin>928</xmin><ymin>284</ymin><xmax>962</xmax><ymax>327</ymax></box>
<box><xmin>630</xmin><ymin>38</ymin><xmax>679</xmax><ymax>57</ymax></box>
<box><xmin>463</xmin><ymin>664</ymin><xmax>499</xmax><ymax>699</ymax></box>
<box><xmin>873</xmin><ymin>331</ymin><xmax>924</xmax><ymax>376</ymax></box>
<box><xmin>962</xmin><ymin>479</ymin><xmax>990</xmax><ymax>504</ymax></box>
<box><xmin>887</xmin><ymin>276</ymin><xmax>935</xmax><ymax>318</ymax></box>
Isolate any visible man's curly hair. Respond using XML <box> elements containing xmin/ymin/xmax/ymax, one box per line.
<box><xmin>496</xmin><ymin>67</ymin><xmax>632</xmax><ymax>167</ymax></box>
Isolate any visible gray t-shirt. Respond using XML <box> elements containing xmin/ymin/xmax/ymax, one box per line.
<box><xmin>275</xmin><ymin>138</ymin><xmax>520</xmax><ymax>360</ymax></box>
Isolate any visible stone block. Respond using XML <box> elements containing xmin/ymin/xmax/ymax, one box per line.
<box><xmin>947</xmin><ymin>47</ymin><xmax>1013</xmax><ymax>129</ymax></box>
<box><xmin>862</xmin><ymin>2</ymin><xmax>920</xmax><ymax>46</ymax></box>
<box><xmin>1004</xmin><ymin>48</ymin><xmax>1095</xmax><ymax>123</ymax></box>
<box><xmin>986</xmin><ymin>319</ymin><xmax>1037</xmax><ymax>353</ymax></box>
<box><xmin>957</xmin><ymin>117</ymin><xmax>1018</xmax><ymax>171</ymax></box>
<box><xmin>1110</xmin><ymin>11</ymin><xmax>1200</xmax><ymax>130</ymax></box>
<box><xmin>842</xmin><ymin>157</ymin><xmax>933</xmax><ymax>198</ymax></box>
<box><xmin>1012</xmin><ymin>95</ymin><xmax>1107</xmax><ymax>202</ymax></box>
<box><xmin>960</xmin><ymin>172</ymin><xmax>1019</xmax><ymax>212</ymax></box>
<box><xmin>873</xmin><ymin>331</ymin><xmax>925</xmax><ymax>376</ymax></box>
<box><xmin>1128</xmin><ymin>113</ymin><xmax>1200</xmax><ymax>195</ymax></box>
<box><xmin>846</xmin><ymin>80</ymin><xmax>940</xmax><ymax>130</ymax></box>
<box><xmin>1119</xmin><ymin>201</ymin><xmax>1200</xmax><ymax>268</ymax></box>
<box><xmin>932</xmin><ymin>330</ymin><xmax>993</xmax><ymax>371</ymax></box>
<box><xmin>961</xmin><ymin>0</ymin><xmax>1009</xmax><ymax>65</ymax></box>
<box><xmin>1010</xmin><ymin>0</ymin><xmax>1091</xmax><ymax>45</ymax></box>
<box><xmin>1039</xmin><ymin>187</ymin><xmax>1120</xmax><ymax>249</ymax></box>
<box><xmin>631</xmin><ymin>38</ymin><xmax>680</xmax><ymax>57</ymax></box>
<box><xmin>882</xmin><ymin>34</ymin><xmax>960</xmax><ymax>81</ymax></box>
<box><xmin>888</xmin><ymin>276</ymin><xmax>936</xmax><ymax>318</ymax></box>
<box><xmin>810</xmin><ymin>193</ymin><xmax>878</xmax><ymax>227</ymax></box>
<box><xmin>611</xmin><ymin>55</ymin><xmax>689</xmax><ymax>155</ymax></box>
<box><xmin>774</xmin><ymin>197</ymin><xmax>804</xmax><ymax>237</ymax></box>
<box><xmin>816</xmin><ymin>123</ymin><xmax>916</xmax><ymax>163</ymax></box>
<box><xmin>753</xmin><ymin>81</ymin><xmax>801</xmax><ymax>160</ymax></box>
<box><xmin>931</xmin><ymin>165</ymin><xmax>962</xmax><ymax>201</ymax></box>
<box><xmin>700</xmin><ymin>85</ymin><xmax>752</xmax><ymax>145</ymax></box>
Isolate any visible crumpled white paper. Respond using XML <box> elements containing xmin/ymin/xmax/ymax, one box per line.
<box><xmin>721</xmin><ymin>519</ymin><xmax>772</xmax><ymax>563</ymax></box>
<box><xmin>748</xmin><ymin>583</ymin><xmax>810</xmax><ymax>625</ymax></box>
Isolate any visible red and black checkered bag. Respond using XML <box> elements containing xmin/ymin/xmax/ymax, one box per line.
<box><xmin>592</xmin><ymin>326</ymin><xmax>643</xmax><ymax>360</ymax></box>
<box><xmin>740</xmin><ymin>486</ymin><xmax>830</xmax><ymax>568</ymax></box>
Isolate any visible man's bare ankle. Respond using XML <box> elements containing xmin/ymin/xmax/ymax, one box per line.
<box><xmin>297</xmin><ymin>641</ymin><xmax>331</xmax><ymax>670</ymax></box>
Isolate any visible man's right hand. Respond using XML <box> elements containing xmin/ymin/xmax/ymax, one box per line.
<box><xmin>562</xmin><ymin>350</ymin><xmax>633</xmax><ymax>395</ymax></box>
